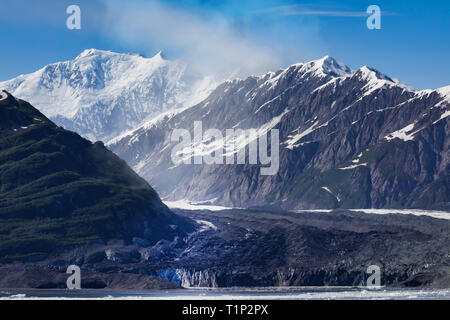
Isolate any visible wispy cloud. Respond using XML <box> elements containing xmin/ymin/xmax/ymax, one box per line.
<box><xmin>102</xmin><ymin>0</ymin><xmax>283</xmax><ymax>79</ymax></box>
<box><xmin>284</xmin><ymin>10</ymin><xmax>368</xmax><ymax>17</ymax></box>
<box><xmin>254</xmin><ymin>5</ymin><xmax>395</xmax><ymax>18</ymax></box>
<box><xmin>101</xmin><ymin>0</ymin><xmax>326</xmax><ymax>80</ymax></box>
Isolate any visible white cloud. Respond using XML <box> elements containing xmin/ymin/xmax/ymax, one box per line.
<box><xmin>101</xmin><ymin>0</ymin><xmax>312</xmax><ymax>80</ymax></box>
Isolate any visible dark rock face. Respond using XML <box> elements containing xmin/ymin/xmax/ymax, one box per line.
<box><xmin>109</xmin><ymin>57</ymin><xmax>450</xmax><ymax>210</ymax></box>
<box><xmin>0</xmin><ymin>91</ymin><xmax>195</xmax><ymax>263</ymax></box>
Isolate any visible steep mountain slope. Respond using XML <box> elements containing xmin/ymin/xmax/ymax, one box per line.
<box><xmin>0</xmin><ymin>49</ymin><xmax>215</xmax><ymax>142</ymax></box>
<box><xmin>109</xmin><ymin>56</ymin><xmax>450</xmax><ymax>210</ymax></box>
<box><xmin>0</xmin><ymin>91</ymin><xmax>194</xmax><ymax>263</ymax></box>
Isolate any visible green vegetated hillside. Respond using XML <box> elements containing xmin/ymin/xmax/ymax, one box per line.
<box><xmin>0</xmin><ymin>92</ymin><xmax>194</xmax><ymax>263</ymax></box>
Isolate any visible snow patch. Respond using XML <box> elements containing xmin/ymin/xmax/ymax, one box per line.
<box><xmin>284</xmin><ymin>120</ymin><xmax>330</xmax><ymax>150</ymax></box>
<box><xmin>174</xmin><ymin>109</ymin><xmax>290</xmax><ymax>164</ymax></box>
<box><xmin>432</xmin><ymin>110</ymin><xmax>450</xmax><ymax>124</ymax></box>
<box><xmin>385</xmin><ymin>123</ymin><xmax>416</xmax><ymax>142</ymax></box>
<box><xmin>350</xmin><ymin>209</ymin><xmax>450</xmax><ymax>221</ymax></box>
<box><xmin>339</xmin><ymin>163</ymin><xmax>367</xmax><ymax>170</ymax></box>
<box><xmin>321</xmin><ymin>186</ymin><xmax>340</xmax><ymax>202</ymax></box>
<box><xmin>284</xmin><ymin>122</ymin><xmax>318</xmax><ymax>150</ymax></box>
<box><xmin>164</xmin><ymin>199</ymin><xmax>233</xmax><ymax>211</ymax></box>
<box><xmin>194</xmin><ymin>220</ymin><xmax>218</xmax><ymax>232</ymax></box>
<box><xmin>294</xmin><ymin>209</ymin><xmax>334</xmax><ymax>213</ymax></box>
<box><xmin>293</xmin><ymin>208</ymin><xmax>450</xmax><ymax>221</ymax></box>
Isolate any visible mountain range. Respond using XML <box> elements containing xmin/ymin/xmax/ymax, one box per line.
<box><xmin>1</xmin><ymin>51</ymin><xmax>448</xmax><ymax>210</ymax></box>
<box><xmin>108</xmin><ymin>56</ymin><xmax>450</xmax><ymax>210</ymax></box>
<box><xmin>0</xmin><ymin>49</ymin><xmax>216</xmax><ymax>142</ymax></box>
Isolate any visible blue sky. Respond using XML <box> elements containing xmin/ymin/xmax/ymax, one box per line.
<box><xmin>0</xmin><ymin>0</ymin><xmax>449</xmax><ymax>89</ymax></box>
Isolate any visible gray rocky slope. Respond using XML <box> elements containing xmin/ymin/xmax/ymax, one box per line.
<box><xmin>110</xmin><ymin>56</ymin><xmax>450</xmax><ymax>210</ymax></box>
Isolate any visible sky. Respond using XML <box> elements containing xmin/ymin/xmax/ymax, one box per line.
<box><xmin>0</xmin><ymin>0</ymin><xmax>449</xmax><ymax>89</ymax></box>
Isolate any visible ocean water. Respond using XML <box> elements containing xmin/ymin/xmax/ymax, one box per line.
<box><xmin>1</xmin><ymin>287</ymin><xmax>449</xmax><ymax>300</ymax></box>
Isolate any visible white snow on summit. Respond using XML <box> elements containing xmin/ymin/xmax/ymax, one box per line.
<box><xmin>295</xmin><ymin>55</ymin><xmax>354</xmax><ymax>78</ymax></box>
<box><xmin>256</xmin><ymin>56</ymin><xmax>353</xmax><ymax>93</ymax></box>
<box><xmin>0</xmin><ymin>49</ymin><xmax>216</xmax><ymax>141</ymax></box>
<box><xmin>311</xmin><ymin>55</ymin><xmax>354</xmax><ymax>78</ymax></box>
<box><xmin>356</xmin><ymin>66</ymin><xmax>414</xmax><ymax>98</ymax></box>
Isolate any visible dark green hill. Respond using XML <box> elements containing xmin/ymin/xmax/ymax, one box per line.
<box><xmin>0</xmin><ymin>91</ymin><xmax>194</xmax><ymax>263</ymax></box>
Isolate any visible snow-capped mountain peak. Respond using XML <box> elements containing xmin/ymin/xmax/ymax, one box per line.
<box><xmin>314</xmin><ymin>55</ymin><xmax>354</xmax><ymax>77</ymax></box>
<box><xmin>0</xmin><ymin>49</ymin><xmax>216</xmax><ymax>141</ymax></box>
<box><xmin>153</xmin><ymin>51</ymin><xmax>165</xmax><ymax>60</ymax></box>
<box><xmin>76</xmin><ymin>48</ymin><xmax>112</xmax><ymax>59</ymax></box>
<box><xmin>354</xmin><ymin>65</ymin><xmax>415</xmax><ymax>94</ymax></box>
<box><xmin>357</xmin><ymin>66</ymin><xmax>394</xmax><ymax>82</ymax></box>
<box><xmin>295</xmin><ymin>55</ymin><xmax>354</xmax><ymax>78</ymax></box>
